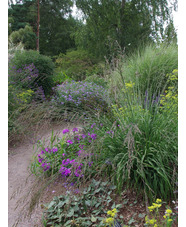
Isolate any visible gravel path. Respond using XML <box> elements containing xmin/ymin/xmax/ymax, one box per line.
<box><xmin>8</xmin><ymin>123</ymin><xmax>81</xmax><ymax>227</ymax></box>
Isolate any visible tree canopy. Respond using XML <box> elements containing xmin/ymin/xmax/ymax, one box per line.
<box><xmin>8</xmin><ymin>0</ymin><xmax>178</xmax><ymax>58</ymax></box>
<box><xmin>8</xmin><ymin>0</ymin><xmax>78</xmax><ymax>56</ymax></box>
<box><xmin>74</xmin><ymin>0</ymin><xmax>178</xmax><ymax>58</ymax></box>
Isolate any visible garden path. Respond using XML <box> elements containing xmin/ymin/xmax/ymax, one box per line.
<box><xmin>8</xmin><ymin>123</ymin><xmax>81</xmax><ymax>227</ymax></box>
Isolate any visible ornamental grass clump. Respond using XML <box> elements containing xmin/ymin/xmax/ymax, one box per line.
<box><xmin>98</xmin><ymin>44</ymin><xmax>178</xmax><ymax>201</ymax></box>
<box><xmin>83</xmin><ymin>70</ymin><xmax>178</xmax><ymax>201</ymax></box>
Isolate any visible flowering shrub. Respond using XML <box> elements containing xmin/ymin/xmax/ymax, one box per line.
<box><xmin>11</xmin><ymin>50</ymin><xmax>55</xmax><ymax>96</ymax></box>
<box><xmin>8</xmin><ymin>63</ymin><xmax>46</xmax><ymax>102</ymax></box>
<box><xmin>52</xmin><ymin>81</ymin><xmax>109</xmax><ymax>111</ymax></box>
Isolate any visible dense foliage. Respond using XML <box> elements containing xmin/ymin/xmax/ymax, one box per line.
<box><xmin>11</xmin><ymin>50</ymin><xmax>55</xmax><ymax>96</ymax></box>
<box><xmin>55</xmin><ymin>49</ymin><xmax>103</xmax><ymax>81</ymax></box>
<box><xmin>8</xmin><ymin>0</ymin><xmax>77</xmax><ymax>56</ymax></box>
<box><xmin>74</xmin><ymin>0</ymin><xmax>177</xmax><ymax>58</ymax></box>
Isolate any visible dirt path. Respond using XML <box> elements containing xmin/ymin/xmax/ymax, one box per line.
<box><xmin>8</xmin><ymin>123</ymin><xmax>81</xmax><ymax>227</ymax></box>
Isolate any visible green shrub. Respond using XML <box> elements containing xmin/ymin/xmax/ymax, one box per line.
<box><xmin>84</xmin><ymin>75</ymin><xmax>108</xmax><ymax>88</ymax></box>
<box><xmin>9</xmin><ymin>24</ymin><xmax>36</xmax><ymax>50</ymax></box>
<box><xmin>11</xmin><ymin>50</ymin><xmax>55</xmax><ymax>96</ymax></box>
<box><xmin>55</xmin><ymin>49</ymin><xmax>104</xmax><ymax>81</ymax></box>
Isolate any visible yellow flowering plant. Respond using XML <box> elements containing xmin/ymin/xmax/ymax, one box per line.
<box><xmin>145</xmin><ymin>199</ymin><xmax>174</xmax><ymax>227</ymax></box>
<box><xmin>102</xmin><ymin>208</ymin><xmax>118</xmax><ymax>227</ymax></box>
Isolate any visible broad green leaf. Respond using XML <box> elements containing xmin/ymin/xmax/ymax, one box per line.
<box><xmin>91</xmin><ymin>216</ymin><xmax>97</xmax><ymax>222</ymax></box>
<box><xmin>128</xmin><ymin>218</ymin><xmax>135</xmax><ymax>225</ymax></box>
<box><xmin>138</xmin><ymin>213</ymin><xmax>146</xmax><ymax>218</ymax></box>
<box><xmin>66</xmin><ymin>208</ymin><xmax>74</xmax><ymax>217</ymax></box>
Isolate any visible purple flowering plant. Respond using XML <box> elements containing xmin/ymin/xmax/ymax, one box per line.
<box><xmin>52</xmin><ymin>81</ymin><xmax>109</xmax><ymax>111</ymax></box>
<box><xmin>30</xmin><ymin>126</ymin><xmax>100</xmax><ymax>178</ymax></box>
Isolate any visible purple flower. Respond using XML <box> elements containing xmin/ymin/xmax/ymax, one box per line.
<box><xmin>59</xmin><ymin>166</ymin><xmax>71</xmax><ymax>176</ymax></box>
<box><xmin>91</xmin><ymin>123</ymin><xmax>96</xmax><ymax>128</ymax></box>
<box><xmin>74</xmin><ymin>135</ymin><xmax>80</xmax><ymax>141</ymax></box>
<box><xmin>63</xmin><ymin>129</ymin><xmax>69</xmax><ymax>134</ymax></box>
<box><xmin>90</xmin><ymin>133</ymin><xmax>97</xmax><ymax>140</ymax></box>
<box><xmin>79</xmin><ymin>144</ymin><xmax>85</xmax><ymax>149</ymax></box>
<box><xmin>88</xmin><ymin>161</ymin><xmax>93</xmax><ymax>167</ymax></box>
<box><xmin>41</xmin><ymin>150</ymin><xmax>45</xmax><ymax>155</ymax></box>
<box><xmin>38</xmin><ymin>157</ymin><xmax>44</xmax><ymax>163</ymax></box>
<box><xmin>73</xmin><ymin>128</ymin><xmax>78</xmax><ymax>132</ymax></box>
<box><xmin>77</xmin><ymin>150</ymin><xmax>83</xmax><ymax>156</ymax></box>
<box><xmin>67</xmin><ymin>140</ymin><xmax>73</xmax><ymax>145</ymax></box>
<box><xmin>62</xmin><ymin>159</ymin><xmax>70</xmax><ymax>166</ymax></box>
<box><xmin>82</xmin><ymin>134</ymin><xmax>87</xmax><ymax>139</ymax></box>
<box><xmin>41</xmin><ymin>162</ymin><xmax>51</xmax><ymax>171</ymax></box>
<box><xmin>62</xmin><ymin>153</ymin><xmax>65</xmax><ymax>156</ymax></box>
<box><xmin>52</xmin><ymin>148</ymin><xmax>58</xmax><ymax>153</ymax></box>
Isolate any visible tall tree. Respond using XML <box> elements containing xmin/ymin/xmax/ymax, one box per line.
<box><xmin>37</xmin><ymin>0</ymin><xmax>40</xmax><ymax>51</ymax></box>
<box><xmin>75</xmin><ymin>0</ymin><xmax>178</xmax><ymax>58</ymax></box>
<box><xmin>8</xmin><ymin>0</ymin><xmax>78</xmax><ymax>56</ymax></box>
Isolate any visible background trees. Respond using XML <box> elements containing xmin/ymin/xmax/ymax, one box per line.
<box><xmin>8</xmin><ymin>0</ymin><xmax>77</xmax><ymax>56</ymax></box>
<box><xmin>74</xmin><ymin>0</ymin><xmax>177</xmax><ymax>59</ymax></box>
<box><xmin>8</xmin><ymin>0</ymin><xmax>178</xmax><ymax>58</ymax></box>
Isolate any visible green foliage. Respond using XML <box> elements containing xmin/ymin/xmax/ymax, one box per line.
<box><xmin>8</xmin><ymin>16</ymin><xmax>14</xmax><ymax>35</ymax></box>
<box><xmin>42</xmin><ymin>179</ymin><xmax>121</xmax><ymax>226</ymax></box>
<box><xmin>9</xmin><ymin>0</ymin><xmax>77</xmax><ymax>56</ymax></box>
<box><xmin>84</xmin><ymin>74</ymin><xmax>108</xmax><ymax>88</ymax></box>
<box><xmin>109</xmin><ymin>43</ymin><xmax>178</xmax><ymax>98</ymax></box>
<box><xmin>9</xmin><ymin>24</ymin><xmax>36</xmax><ymax>50</ymax></box>
<box><xmin>75</xmin><ymin>0</ymin><xmax>177</xmax><ymax>58</ymax></box>
<box><xmin>55</xmin><ymin>49</ymin><xmax>103</xmax><ymax>81</ymax></box>
<box><xmin>162</xmin><ymin>20</ymin><xmax>178</xmax><ymax>45</ymax></box>
<box><xmin>89</xmin><ymin>72</ymin><xmax>178</xmax><ymax>201</ymax></box>
<box><xmin>11</xmin><ymin>50</ymin><xmax>55</xmax><ymax>96</ymax></box>
<box><xmin>53</xmin><ymin>71</ymin><xmax>72</xmax><ymax>86</ymax></box>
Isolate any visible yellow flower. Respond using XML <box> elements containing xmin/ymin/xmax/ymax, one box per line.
<box><xmin>148</xmin><ymin>206</ymin><xmax>155</xmax><ymax>212</ymax></box>
<box><xmin>168</xmin><ymin>219</ymin><xmax>173</xmax><ymax>222</ymax></box>
<box><xmin>149</xmin><ymin>218</ymin><xmax>157</xmax><ymax>225</ymax></box>
<box><xmin>111</xmin><ymin>212</ymin><xmax>116</xmax><ymax>217</ymax></box>
<box><xmin>156</xmin><ymin>199</ymin><xmax>162</xmax><ymax>204</ymax></box>
<box><xmin>166</xmin><ymin>209</ymin><xmax>172</xmax><ymax>214</ymax></box>
<box><xmin>163</xmin><ymin>215</ymin><xmax>166</xmax><ymax>219</ymax></box>
<box><xmin>154</xmin><ymin>224</ymin><xmax>158</xmax><ymax>227</ymax></box>
<box><xmin>107</xmin><ymin>210</ymin><xmax>112</xmax><ymax>215</ymax></box>
<box><xmin>106</xmin><ymin>217</ymin><xmax>114</xmax><ymax>223</ymax></box>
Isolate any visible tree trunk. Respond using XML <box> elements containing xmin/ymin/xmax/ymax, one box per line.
<box><xmin>36</xmin><ymin>0</ymin><xmax>40</xmax><ymax>51</ymax></box>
